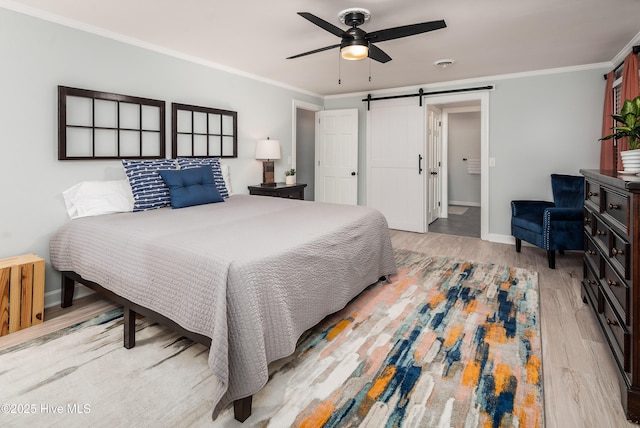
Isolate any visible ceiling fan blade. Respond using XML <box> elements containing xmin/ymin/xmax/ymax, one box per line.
<box><xmin>367</xmin><ymin>20</ymin><xmax>446</xmax><ymax>43</ymax></box>
<box><xmin>298</xmin><ymin>12</ymin><xmax>345</xmax><ymax>37</ymax></box>
<box><xmin>368</xmin><ymin>44</ymin><xmax>392</xmax><ymax>63</ymax></box>
<box><xmin>287</xmin><ymin>44</ymin><xmax>341</xmax><ymax>60</ymax></box>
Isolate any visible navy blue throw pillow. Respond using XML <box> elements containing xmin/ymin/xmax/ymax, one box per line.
<box><xmin>158</xmin><ymin>166</ymin><xmax>224</xmax><ymax>209</ymax></box>
<box><xmin>122</xmin><ymin>159</ymin><xmax>177</xmax><ymax>212</ymax></box>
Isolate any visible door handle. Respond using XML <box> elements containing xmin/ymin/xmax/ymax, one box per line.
<box><xmin>418</xmin><ymin>154</ymin><xmax>423</xmax><ymax>174</ymax></box>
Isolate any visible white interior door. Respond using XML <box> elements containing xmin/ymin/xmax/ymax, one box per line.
<box><xmin>367</xmin><ymin>98</ymin><xmax>425</xmax><ymax>232</ymax></box>
<box><xmin>427</xmin><ymin>105</ymin><xmax>442</xmax><ymax>224</ymax></box>
<box><xmin>315</xmin><ymin>109</ymin><xmax>358</xmax><ymax>205</ymax></box>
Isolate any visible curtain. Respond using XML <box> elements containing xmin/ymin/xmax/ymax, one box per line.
<box><xmin>601</xmin><ymin>71</ymin><xmax>615</xmax><ymax>170</ymax></box>
<box><xmin>617</xmin><ymin>52</ymin><xmax>640</xmax><ymax>170</ymax></box>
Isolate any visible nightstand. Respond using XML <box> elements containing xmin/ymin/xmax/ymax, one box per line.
<box><xmin>248</xmin><ymin>183</ymin><xmax>307</xmax><ymax>200</ymax></box>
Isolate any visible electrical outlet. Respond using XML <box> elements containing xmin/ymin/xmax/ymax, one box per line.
<box><xmin>489</xmin><ymin>157</ymin><xmax>496</xmax><ymax>167</ymax></box>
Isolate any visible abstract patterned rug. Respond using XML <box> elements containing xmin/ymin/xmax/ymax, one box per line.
<box><xmin>0</xmin><ymin>249</ymin><xmax>542</xmax><ymax>427</ymax></box>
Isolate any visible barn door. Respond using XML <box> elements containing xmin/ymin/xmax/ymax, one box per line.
<box><xmin>367</xmin><ymin>98</ymin><xmax>425</xmax><ymax>232</ymax></box>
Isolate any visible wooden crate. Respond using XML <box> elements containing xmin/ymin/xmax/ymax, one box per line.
<box><xmin>0</xmin><ymin>254</ymin><xmax>45</xmax><ymax>336</ymax></box>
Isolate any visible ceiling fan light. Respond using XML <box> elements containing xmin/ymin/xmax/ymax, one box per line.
<box><xmin>341</xmin><ymin>44</ymin><xmax>369</xmax><ymax>60</ymax></box>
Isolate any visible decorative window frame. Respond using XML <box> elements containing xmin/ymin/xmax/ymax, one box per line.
<box><xmin>58</xmin><ymin>86</ymin><xmax>166</xmax><ymax>160</ymax></box>
<box><xmin>171</xmin><ymin>103</ymin><xmax>238</xmax><ymax>158</ymax></box>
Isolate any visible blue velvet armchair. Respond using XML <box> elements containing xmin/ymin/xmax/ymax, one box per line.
<box><xmin>511</xmin><ymin>174</ymin><xmax>584</xmax><ymax>268</ymax></box>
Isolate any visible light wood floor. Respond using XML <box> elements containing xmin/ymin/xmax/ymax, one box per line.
<box><xmin>0</xmin><ymin>230</ymin><xmax>636</xmax><ymax>427</ymax></box>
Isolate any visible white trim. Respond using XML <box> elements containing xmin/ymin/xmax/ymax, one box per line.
<box><xmin>0</xmin><ymin>1</ymin><xmax>323</xmax><ymax>98</ymax></box>
<box><xmin>488</xmin><ymin>233</ymin><xmax>515</xmax><ymax>245</ymax></box>
<box><xmin>445</xmin><ymin>106</ymin><xmax>481</xmax><ymax>114</ymax></box>
<box><xmin>449</xmin><ymin>200</ymin><xmax>481</xmax><ymax>207</ymax></box>
<box><xmin>440</xmin><ymin>111</ymin><xmax>449</xmax><ymax>218</ymax></box>
<box><xmin>325</xmin><ymin>62</ymin><xmax>610</xmax><ymax>100</ymax></box>
<box><xmin>291</xmin><ymin>100</ymin><xmax>323</xmax><ymax>170</ymax></box>
<box><xmin>0</xmin><ymin>0</ymin><xmax>618</xmax><ymax>102</ymax></box>
<box><xmin>610</xmin><ymin>30</ymin><xmax>640</xmax><ymax>67</ymax></box>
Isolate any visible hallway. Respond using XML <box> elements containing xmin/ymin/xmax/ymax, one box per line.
<box><xmin>428</xmin><ymin>205</ymin><xmax>480</xmax><ymax>238</ymax></box>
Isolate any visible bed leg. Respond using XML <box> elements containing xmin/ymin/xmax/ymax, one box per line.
<box><xmin>61</xmin><ymin>273</ymin><xmax>75</xmax><ymax>308</ymax></box>
<box><xmin>233</xmin><ymin>396</ymin><xmax>252</xmax><ymax>422</ymax></box>
<box><xmin>123</xmin><ymin>306</ymin><xmax>136</xmax><ymax>349</ymax></box>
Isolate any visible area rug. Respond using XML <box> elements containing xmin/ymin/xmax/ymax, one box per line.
<box><xmin>0</xmin><ymin>249</ymin><xmax>542</xmax><ymax>428</ymax></box>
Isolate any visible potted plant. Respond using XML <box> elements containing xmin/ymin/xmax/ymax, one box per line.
<box><xmin>285</xmin><ymin>168</ymin><xmax>296</xmax><ymax>185</ymax></box>
<box><xmin>601</xmin><ymin>95</ymin><xmax>640</xmax><ymax>172</ymax></box>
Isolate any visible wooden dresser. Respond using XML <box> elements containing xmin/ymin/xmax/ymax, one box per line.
<box><xmin>580</xmin><ymin>169</ymin><xmax>640</xmax><ymax>422</ymax></box>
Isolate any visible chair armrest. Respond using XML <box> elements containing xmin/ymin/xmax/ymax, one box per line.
<box><xmin>511</xmin><ymin>200</ymin><xmax>554</xmax><ymax>218</ymax></box>
<box><xmin>543</xmin><ymin>207</ymin><xmax>585</xmax><ymax>251</ymax></box>
<box><xmin>543</xmin><ymin>207</ymin><xmax>583</xmax><ymax>222</ymax></box>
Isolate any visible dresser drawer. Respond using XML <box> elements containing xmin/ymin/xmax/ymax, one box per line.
<box><xmin>583</xmin><ymin>207</ymin><xmax>594</xmax><ymax>235</ymax></box>
<box><xmin>592</xmin><ymin>215</ymin><xmax>610</xmax><ymax>251</ymax></box>
<box><xmin>602</xmin><ymin>258</ymin><xmax>630</xmax><ymax>325</ymax></box>
<box><xmin>584</xmin><ymin>233</ymin><xmax>600</xmax><ymax>274</ymax></box>
<box><xmin>609</xmin><ymin>229</ymin><xmax>631</xmax><ymax>280</ymax></box>
<box><xmin>602</xmin><ymin>187</ymin><xmax>629</xmax><ymax>235</ymax></box>
<box><xmin>582</xmin><ymin>258</ymin><xmax>600</xmax><ymax>305</ymax></box>
<box><xmin>600</xmin><ymin>290</ymin><xmax>631</xmax><ymax>373</ymax></box>
<box><xmin>585</xmin><ymin>180</ymin><xmax>601</xmax><ymax>210</ymax></box>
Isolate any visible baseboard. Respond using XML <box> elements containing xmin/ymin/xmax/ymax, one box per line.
<box><xmin>449</xmin><ymin>200</ymin><xmax>481</xmax><ymax>207</ymax></box>
<box><xmin>44</xmin><ymin>283</ymin><xmax>95</xmax><ymax>309</ymax></box>
<box><xmin>487</xmin><ymin>233</ymin><xmax>515</xmax><ymax>245</ymax></box>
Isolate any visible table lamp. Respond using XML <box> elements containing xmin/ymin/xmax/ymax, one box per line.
<box><xmin>255</xmin><ymin>137</ymin><xmax>281</xmax><ymax>186</ymax></box>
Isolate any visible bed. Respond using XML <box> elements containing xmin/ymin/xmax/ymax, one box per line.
<box><xmin>49</xmin><ymin>193</ymin><xmax>396</xmax><ymax>421</ymax></box>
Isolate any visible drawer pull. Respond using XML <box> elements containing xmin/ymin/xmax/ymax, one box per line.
<box><xmin>608</xmin><ymin>203</ymin><xmax>620</xmax><ymax>210</ymax></box>
<box><xmin>606</xmin><ymin>318</ymin><xmax>619</xmax><ymax>327</ymax></box>
<box><xmin>587</xmin><ymin>279</ymin><xmax>597</xmax><ymax>285</ymax></box>
<box><xmin>588</xmin><ymin>191</ymin><xmax>599</xmax><ymax>197</ymax></box>
<box><xmin>584</xmin><ymin>217</ymin><xmax>591</xmax><ymax>224</ymax></box>
<box><xmin>607</xmin><ymin>279</ymin><xmax>620</xmax><ymax>287</ymax></box>
<box><xmin>596</xmin><ymin>229</ymin><xmax>607</xmax><ymax>236</ymax></box>
<box><xmin>612</xmin><ymin>248</ymin><xmax>624</xmax><ymax>256</ymax></box>
<box><xmin>587</xmin><ymin>249</ymin><xmax>597</xmax><ymax>255</ymax></box>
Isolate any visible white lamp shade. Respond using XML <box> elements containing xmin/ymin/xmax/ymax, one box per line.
<box><xmin>255</xmin><ymin>139</ymin><xmax>281</xmax><ymax>160</ymax></box>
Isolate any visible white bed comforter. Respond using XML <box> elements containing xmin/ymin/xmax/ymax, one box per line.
<box><xmin>49</xmin><ymin>195</ymin><xmax>397</xmax><ymax>417</ymax></box>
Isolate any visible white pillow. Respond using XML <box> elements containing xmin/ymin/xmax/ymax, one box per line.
<box><xmin>62</xmin><ymin>179</ymin><xmax>134</xmax><ymax>219</ymax></box>
<box><xmin>220</xmin><ymin>163</ymin><xmax>233</xmax><ymax>195</ymax></box>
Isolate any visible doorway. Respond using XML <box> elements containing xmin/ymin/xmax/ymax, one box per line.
<box><xmin>292</xmin><ymin>100</ymin><xmax>323</xmax><ymax>200</ymax></box>
<box><xmin>428</xmin><ymin>106</ymin><xmax>481</xmax><ymax>238</ymax></box>
<box><xmin>425</xmin><ymin>91</ymin><xmax>489</xmax><ymax>240</ymax></box>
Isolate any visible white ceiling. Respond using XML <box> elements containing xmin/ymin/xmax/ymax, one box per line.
<box><xmin>4</xmin><ymin>0</ymin><xmax>640</xmax><ymax>96</ymax></box>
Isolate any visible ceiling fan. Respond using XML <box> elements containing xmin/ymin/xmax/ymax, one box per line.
<box><xmin>287</xmin><ymin>8</ymin><xmax>446</xmax><ymax>63</ymax></box>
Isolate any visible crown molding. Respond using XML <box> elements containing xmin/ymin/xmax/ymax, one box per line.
<box><xmin>0</xmin><ymin>1</ymin><xmax>324</xmax><ymax>99</ymax></box>
<box><xmin>324</xmin><ymin>62</ymin><xmax>612</xmax><ymax>101</ymax></box>
<box><xmin>0</xmin><ymin>1</ymin><xmax>624</xmax><ymax>102</ymax></box>
<box><xmin>611</xmin><ymin>30</ymin><xmax>640</xmax><ymax>66</ymax></box>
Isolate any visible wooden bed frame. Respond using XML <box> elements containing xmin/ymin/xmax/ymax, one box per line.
<box><xmin>60</xmin><ymin>271</ymin><xmax>253</xmax><ymax>422</ymax></box>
